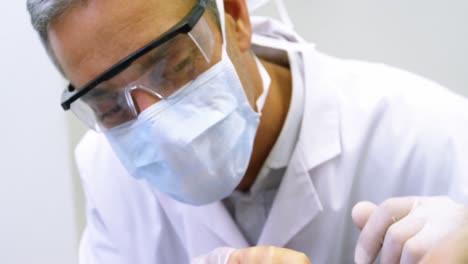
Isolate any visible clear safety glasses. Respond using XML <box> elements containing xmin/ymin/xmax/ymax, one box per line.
<box><xmin>61</xmin><ymin>0</ymin><xmax>219</xmax><ymax>131</ymax></box>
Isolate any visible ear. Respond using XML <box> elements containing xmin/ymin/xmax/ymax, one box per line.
<box><xmin>223</xmin><ymin>0</ymin><xmax>252</xmax><ymax>52</ymax></box>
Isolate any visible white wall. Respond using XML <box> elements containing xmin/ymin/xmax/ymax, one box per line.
<box><xmin>255</xmin><ymin>0</ymin><xmax>468</xmax><ymax>96</ymax></box>
<box><xmin>0</xmin><ymin>2</ymin><xmax>78</xmax><ymax>264</ymax></box>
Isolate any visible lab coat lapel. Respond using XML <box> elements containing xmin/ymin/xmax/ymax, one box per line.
<box><xmin>257</xmin><ymin>155</ymin><xmax>323</xmax><ymax>247</ymax></box>
<box><xmin>257</xmin><ymin>47</ymin><xmax>342</xmax><ymax>247</ymax></box>
<box><xmin>184</xmin><ymin>201</ymin><xmax>249</xmax><ymax>248</ymax></box>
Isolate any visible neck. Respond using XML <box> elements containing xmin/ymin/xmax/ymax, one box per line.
<box><xmin>235</xmin><ymin>57</ymin><xmax>292</xmax><ymax>192</ymax></box>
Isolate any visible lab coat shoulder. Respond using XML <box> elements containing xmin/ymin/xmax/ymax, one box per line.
<box><xmin>75</xmin><ymin>131</ymin><xmax>189</xmax><ymax>264</ymax></box>
<box><xmin>314</xmin><ymin>53</ymin><xmax>468</xmax><ymax>202</ymax></box>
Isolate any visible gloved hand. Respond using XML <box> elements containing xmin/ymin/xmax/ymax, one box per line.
<box><xmin>191</xmin><ymin>246</ymin><xmax>310</xmax><ymax>264</ymax></box>
<box><xmin>352</xmin><ymin>196</ymin><xmax>468</xmax><ymax>264</ymax></box>
<box><xmin>227</xmin><ymin>246</ymin><xmax>311</xmax><ymax>264</ymax></box>
<box><xmin>419</xmin><ymin>225</ymin><xmax>468</xmax><ymax>264</ymax></box>
<box><xmin>191</xmin><ymin>247</ymin><xmax>236</xmax><ymax>264</ymax></box>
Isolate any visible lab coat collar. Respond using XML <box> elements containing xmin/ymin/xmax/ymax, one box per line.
<box><xmin>256</xmin><ymin>155</ymin><xmax>324</xmax><ymax>246</ymax></box>
<box><xmin>185</xmin><ymin>202</ymin><xmax>249</xmax><ymax>248</ymax></box>
<box><xmin>256</xmin><ymin>47</ymin><xmax>342</xmax><ymax>247</ymax></box>
<box><xmin>265</xmin><ymin>51</ymin><xmax>305</xmax><ymax>169</ymax></box>
<box><xmin>299</xmin><ymin>49</ymin><xmax>342</xmax><ymax>171</ymax></box>
<box><xmin>251</xmin><ymin>16</ymin><xmax>342</xmax><ymax>169</ymax></box>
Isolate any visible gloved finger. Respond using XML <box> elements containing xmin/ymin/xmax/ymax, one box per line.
<box><xmin>400</xmin><ymin>232</ymin><xmax>432</xmax><ymax>264</ymax></box>
<box><xmin>400</xmin><ymin>217</ymin><xmax>459</xmax><ymax>264</ymax></box>
<box><xmin>352</xmin><ymin>201</ymin><xmax>378</xmax><ymax>230</ymax></box>
<box><xmin>419</xmin><ymin>226</ymin><xmax>468</xmax><ymax>264</ymax></box>
<box><xmin>355</xmin><ymin>197</ymin><xmax>418</xmax><ymax>264</ymax></box>
<box><xmin>379</xmin><ymin>214</ymin><xmax>425</xmax><ymax>264</ymax></box>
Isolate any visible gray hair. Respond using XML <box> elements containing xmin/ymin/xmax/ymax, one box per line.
<box><xmin>26</xmin><ymin>0</ymin><xmax>219</xmax><ymax>76</ymax></box>
<box><xmin>26</xmin><ymin>0</ymin><xmax>78</xmax><ymax>75</ymax></box>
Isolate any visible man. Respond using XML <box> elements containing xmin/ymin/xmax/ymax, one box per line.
<box><xmin>27</xmin><ymin>0</ymin><xmax>468</xmax><ymax>263</ymax></box>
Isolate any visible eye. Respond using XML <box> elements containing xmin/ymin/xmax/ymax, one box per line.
<box><xmin>144</xmin><ymin>53</ymin><xmax>194</xmax><ymax>92</ymax></box>
<box><xmin>99</xmin><ymin>103</ymin><xmax>124</xmax><ymax>122</ymax></box>
<box><xmin>83</xmin><ymin>89</ymin><xmax>131</xmax><ymax>125</ymax></box>
<box><xmin>170</xmin><ymin>55</ymin><xmax>193</xmax><ymax>73</ymax></box>
<box><xmin>142</xmin><ymin>43</ymin><xmax>203</xmax><ymax>97</ymax></box>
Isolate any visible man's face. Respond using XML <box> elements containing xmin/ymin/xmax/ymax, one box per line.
<box><xmin>49</xmin><ymin>0</ymin><xmax>227</xmax><ymax>113</ymax></box>
<box><xmin>50</xmin><ymin>0</ymin><xmax>192</xmax><ymax>84</ymax></box>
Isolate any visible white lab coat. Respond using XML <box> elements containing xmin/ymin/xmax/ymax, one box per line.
<box><xmin>77</xmin><ymin>17</ymin><xmax>468</xmax><ymax>264</ymax></box>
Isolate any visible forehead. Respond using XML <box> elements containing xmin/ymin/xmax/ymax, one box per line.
<box><xmin>48</xmin><ymin>0</ymin><xmax>195</xmax><ymax>87</ymax></box>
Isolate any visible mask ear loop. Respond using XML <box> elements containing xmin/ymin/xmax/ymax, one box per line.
<box><xmin>248</xmin><ymin>0</ymin><xmax>294</xmax><ymax>29</ymax></box>
<box><xmin>247</xmin><ymin>0</ymin><xmax>270</xmax><ymax>12</ymax></box>
<box><xmin>215</xmin><ymin>0</ymin><xmax>228</xmax><ymax>57</ymax></box>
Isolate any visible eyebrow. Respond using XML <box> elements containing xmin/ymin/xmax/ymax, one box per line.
<box><xmin>88</xmin><ymin>36</ymin><xmax>201</xmax><ymax>98</ymax></box>
<box><xmin>150</xmin><ymin>43</ymin><xmax>171</xmax><ymax>61</ymax></box>
<box><xmin>84</xmin><ymin>85</ymin><xmax>117</xmax><ymax>99</ymax></box>
<box><xmin>138</xmin><ymin>43</ymin><xmax>172</xmax><ymax>70</ymax></box>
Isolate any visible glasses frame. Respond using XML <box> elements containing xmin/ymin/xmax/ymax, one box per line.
<box><xmin>61</xmin><ymin>0</ymin><xmax>207</xmax><ymax>111</ymax></box>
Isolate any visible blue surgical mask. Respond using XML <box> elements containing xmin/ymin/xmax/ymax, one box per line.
<box><xmin>104</xmin><ymin>49</ymin><xmax>270</xmax><ymax>205</ymax></box>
